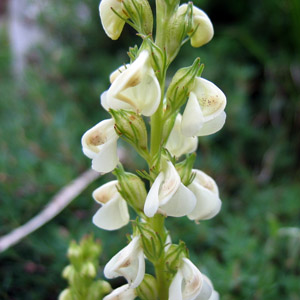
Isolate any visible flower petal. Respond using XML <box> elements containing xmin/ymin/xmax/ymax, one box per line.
<box><xmin>103</xmin><ymin>284</ymin><xmax>137</xmax><ymax>300</ymax></box>
<box><xmin>188</xmin><ymin>170</ymin><xmax>221</xmax><ymax>221</ymax></box>
<box><xmin>195</xmin><ymin>111</ymin><xmax>226</xmax><ymax>136</ymax></box>
<box><xmin>160</xmin><ymin>183</ymin><xmax>196</xmax><ymax>217</ymax></box>
<box><xmin>181</xmin><ymin>92</ymin><xmax>204</xmax><ymax>137</ymax></box>
<box><xmin>168</xmin><ymin>269</ymin><xmax>184</xmax><ymax>300</ymax></box>
<box><xmin>81</xmin><ymin>119</ymin><xmax>119</xmax><ymax>173</ymax></box>
<box><xmin>99</xmin><ymin>0</ymin><xmax>126</xmax><ymax>40</ymax></box>
<box><xmin>166</xmin><ymin>114</ymin><xmax>198</xmax><ymax>157</ymax></box>
<box><xmin>192</xmin><ymin>78</ymin><xmax>226</xmax><ymax>122</ymax></box>
<box><xmin>144</xmin><ymin>172</ymin><xmax>164</xmax><ymax>217</ymax></box>
<box><xmin>92</xmin><ymin>196</ymin><xmax>129</xmax><ymax>230</ymax></box>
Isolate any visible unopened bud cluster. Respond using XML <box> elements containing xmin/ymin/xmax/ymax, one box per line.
<box><xmin>59</xmin><ymin>236</ymin><xmax>111</xmax><ymax>300</ymax></box>
<box><xmin>80</xmin><ymin>0</ymin><xmax>226</xmax><ymax>299</ymax></box>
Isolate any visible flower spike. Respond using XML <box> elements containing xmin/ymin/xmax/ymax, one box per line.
<box><xmin>81</xmin><ymin>119</ymin><xmax>119</xmax><ymax>173</ymax></box>
<box><xmin>92</xmin><ymin>181</ymin><xmax>130</xmax><ymax>230</ymax></box>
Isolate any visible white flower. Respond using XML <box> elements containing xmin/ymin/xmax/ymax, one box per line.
<box><xmin>81</xmin><ymin>119</ymin><xmax>119</xmax><ymax>173</ymax></box>
<box><xmin>166</xmin><ymin>114</ymin><xmax>198</xmax><ymax>157</ymax></box>
<box><xmin>103</xmin><ymin>284</ymin><xmax>137</xmax><ymax>300</ymax></box>
<box><xmin>181</xmin><ymin>78</ymin><xmax>226</xmax><ymax>137</ymax></box>
<box><xmin>188</xmin><ymin>169</ymin><xmax>222</xmax><ymax>221</ymax></box>
<box><xmin>178</xmin><ymin>4</ymin><xmax>214</xmax><ymax>48</ymax></box>
<box><xmin>104</xmin><ymin>236</ymin><xmax>145</xmax><ymax>288</ymax></box>
<box><xmin>144</xmin><ymin>161</ymin><xmax>196</xmax><ymax>218</ymax></box>
<box><xmin>99</xmin><ymin>0</ymin><xmax>128</xmax><ymax>40</ymax></box>
<box><xmin>92</xmin><ymin>180</ymin><xmax>129</xmax><ymax>230</ymax></box>
<box><xmin>169</xmin><ymin>258</ymin><xmax>213</xmax><ymax>300</ymax></box>
<box><xmin>101</xmin><ymin>50</ymin><xmax>161</xmax><ymax>116</ymax></box>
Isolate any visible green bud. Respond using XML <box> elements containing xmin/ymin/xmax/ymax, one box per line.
<box><xmin>114</xmin><ymin>166</ymin><xmax>147</xmax><ymax>211</ymax></box>
<box><xmin>62</xmin><ymin>265</ymin><xmax>75</xmax><ymax>281</ymax></box>
<box><xmin>99</xmin><ymin>280</ymin><xmax>112</xmax><ymax>294</ymax></box>
<box><xmin>68</xmin><ymin>241</ymin><xmax>82</xmax><ymax>265</ymax></box>
<box><xmin>81</xmin><ymin>262</ymin><xmax>97</xmax><ymax>278</ymax></box>
<box><xmin>58</xmin><ymin>289</ymin><xmax>72</xmax><ymax>300</ymax></box>
<box><xmin>164</xmin><ymin>4</ymin><xmax>193</xmax><ymax>63</ymax></box>
<box><xmin>136</xmin><ymin>274</ymin><xmax>158</xmax><ymax>300</ymax></box>
<box><xmin>165</xmin><ymin>241</ymin><xmax>188</xmax><ymax>274</ymax></box>
<box><xmin>175</xmin><ymin>153</ymin><xmax>196</xmax><ymax>186</ymax></box>
<box><xmin>165</xmin><ymin>58</ymin><xmax>203</xmax><ymax>116</ymax></box>
<box><xmin>140</xmin><ymin>37</ymin><xmax>166</xmax><ymax>83</ymax></box>
<box><xmin>110</xmin><ymin>109</ymin><xmax>149</xmax><ymax>159</ymax></box>
<box><xmin>123</xmin><ymin>0</ymin><xmax>153</xmax><ymax>35</ymax></box>
<box><xmin>134</xmin><ymin>219</ymin><xmax>165</xmax><ymax>262</ymax></box>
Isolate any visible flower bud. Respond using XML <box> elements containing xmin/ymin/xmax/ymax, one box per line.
<box><xmin>62</xmin><ymin>265</ymin><xmax>75</xmax><ymax>282</ymax></box>
<box><xmin>175</xmin><ymin>153</ymin><xmax>196</xmax><ymax>186</ymax></box>
<box><xmin>81</xmin><ymin>262</ymin><xmax>97</xmax><ymax>278</ymax></box>
<box><xmin>99</xmin><ymin>0</ymin><xmax>128</xmax><ymax>40</ymax></box>
<box><xmin>114</xmin><ymin>166</ymin><xmax>147</xmax><ymax>211</ymax></box>
<box><xmin>165</xmin><ymin>242</ymin><xmax>188</xmax><ymax>274</ymax></box>
<box><xmin>136</xmin><ymin>274</ymin><xmax>158</xmax><ymax>300</ymax></box>
<box><xmin>122</xmin><ymin>0</ymin><xmax>153</xmax><ymax>36</ymax></box>
<box><xmin>166</xmin><ymin>58</ymin><xmax>203</xmax><ymax>115</ymax></box>
<box><xmin>58</xmin><ymin>289</ymin><xmax>72</xmax><ymax>300</ymax></box>
<box><xmin>68</xmin><ymin>242</ymin><xmax>82</xmax><ymax>264</ymax></box>
<box><xmin>178</xmin><ymin>4</ymin><xmax>214</xmax><ymax>48</ymax></box>
<box><xmin>110</xmin><ymin>109</ymin><xmax>148</xmax><ymax>158</ymax></box>
<box><xmin>134</xmin><ymin>219</ymin><xmax>164</xmax><ymax>262</ymax></box>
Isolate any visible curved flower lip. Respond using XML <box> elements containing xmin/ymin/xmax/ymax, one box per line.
<box><xmin>166</xmin><ymin>114</ymin><xmax>198</xmax><ymax>157</ymax></box>
<box><xmin>104</xmin><ymin>236</ymin><xmax>145</xmax><ymax>288</ymax></box>
<box><xmin>187</xmin><ymin>169</ymin><xmax>222</xmax><ymax>221</ymax></box>
<box><xmin>81</xmin><ymin>119</ymin><xmax>119</xmax><ymax>173</ymax></box>
<box><xmin>144</xmin><ymin>161</ymin><xmax>196</xmax><ymax>218</ymax></box>
<box><xmin>104</xmin><ymin>50</ymin><xmax>161</xmax><ymax>116</ymax></box>
<box><xmin>103</xmin><ymin>284</ymin><xmax>137</xmax><ymax>300</ymax></box>
<box><xmin>92</xmin><ymin>181</ymin><xmax>130</xmax><ymax>230</ymax></box>
<box><xmin>181</xmin><ymin>78</ymin><xmax>226</xmax><ymax>137</ymax></box>
<box><xmin>99</xmin><ymin>0</ymin><xmax>127</xmax><ymax>40</ymax></box>
<box><xmin>169</xmin><ymin>258</ymin><xmax>212</xmax><ymax>300</ymax></box>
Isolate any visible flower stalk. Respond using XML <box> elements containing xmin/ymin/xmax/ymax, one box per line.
<box><xmin>81</xmin><ymin>0</ymin><xmax>226</xmax><ymax>299</ymax></box>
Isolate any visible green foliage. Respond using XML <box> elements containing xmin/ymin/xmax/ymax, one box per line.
<box><xmin>0</xmin><ymin>0</ymin><xmax>300</xmax><ymax>299</ymax></box>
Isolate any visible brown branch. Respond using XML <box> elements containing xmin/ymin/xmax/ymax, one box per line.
<box><xmin>0</xmin><ymin>169</ymin><xmax>100</xmax><ymax>253</ymax></box>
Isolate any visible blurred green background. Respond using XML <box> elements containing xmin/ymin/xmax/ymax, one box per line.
<box><xmin>0</xmin><ymin>0</ymin><xmax>300</xmax><ymax>299</ymax></box>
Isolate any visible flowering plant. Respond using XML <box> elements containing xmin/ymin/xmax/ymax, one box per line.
<box><xmin>81</xmin><ymin>0</ymin><xmax>226</xmax><ymax>298</ymax></box>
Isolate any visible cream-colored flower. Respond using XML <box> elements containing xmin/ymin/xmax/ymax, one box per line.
<box><xmin>81</xmin><ymin>119</ymin><xmax>119</xmax><ymax>173</ymax></box>
<box><xmin>178</xmin><ymin>4</ymin><xmax>214</xmax><ymax>48</ymax></box>
<box><xmin>166</xmin><ymin>114</ymin><xmax>198</xmax><ymax>157</ymax></box>
<box><xmin>103</xmin><ymin>284</ymin><xmax>137</xmax><ymax>300</ymax></box>
<box><xmin>104</xmin><ymin>236</ymin><xmax>145</xmax><ymax>288</ymax></box>
<box><xmin>92</xmin><ymin>181</ymin><xmax>129</xmax><ymax>230</ymax></box>
<box><xmin>168</xmin><ymin>258</ymin><xmax>213</xmax><ymax>300</ymax></box>
<box><xmin>102</xmin><ymin>50</ymin><xmax>161</xmax><ymax>116</ymax></box>
<box><xmin>196</xmin><ymin>275</ymin><xmax>219</xmax><ymax>300</ymax></box>
<box><xmin>188</xmin><ymin>169</ymin><xmax>222</xmax><ymax>221</ymax></box>
<box><xmin>181</xmin><ymin>78</ymin><xmax>226</xmax><ymax>137</ymax></box>
<box><xmin>99</xmin><ymin>0</ymin><xmax>128</xmax><ymax>40</ymax></box>
<box><xmin>144</xmin><ymin>161</ymin><xmax>196</xmax><ymax>218</ymax></box>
